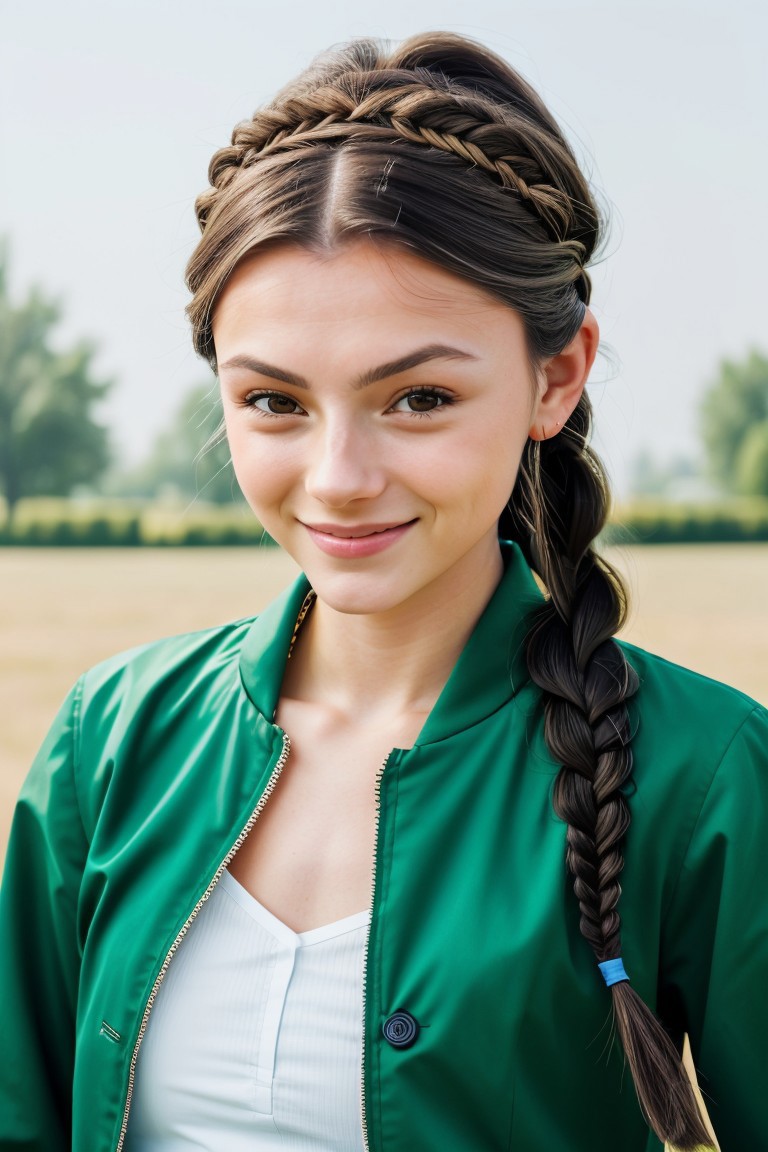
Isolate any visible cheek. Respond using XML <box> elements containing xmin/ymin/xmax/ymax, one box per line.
<box><xmin>225</xmin><ymin>422</ymin><xmax>296</xmax><ymax>514</ymax></box>
<box><xmin>428</xmin><ymin>419</ymin><xmax>527</xmax><ymax>509</ymax></box>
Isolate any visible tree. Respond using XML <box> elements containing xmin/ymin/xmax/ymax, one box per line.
<box><xmin>628</xmin><ymin>450</ymin><xmax>700</xmax><ymax>498</ymax></box>
<box><xmin>113</xmin><ymin>380</ymin><xmax>243</xmax><ymax>504</ymax></box>
<box><xmin>0</xmin><ymin>243</ymin><xmax>112</xmax><ymax>519</ymax></box>
<box><xmin>699</xmin><ymin>349</ymin><xmax>768</xmax><ymax>496</ymax></box>
<box><xmin>735</xmin><ymin>421</ymin><xmax>768</xmax><ymax>497</ymax></box>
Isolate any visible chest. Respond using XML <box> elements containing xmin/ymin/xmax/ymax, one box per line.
<box><xmin>228</xmin><ymin>703</ymin><xmax>425</xmax><ymax>931</ymax></box>
<box><xmin>75</xmin><ymin>694</ymin><xmax>671</xmax><ymax>1151</ymax></box>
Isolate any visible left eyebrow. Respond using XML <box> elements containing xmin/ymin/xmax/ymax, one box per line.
<box><xmin>352</xmin><ymin>343</ymin><xmax>478</xmax><ymax>389</ymax></box>
<box><xmin>218</xmin><ymin>343</ymin><xmax>478</xmax><ymax>391</ymax></box>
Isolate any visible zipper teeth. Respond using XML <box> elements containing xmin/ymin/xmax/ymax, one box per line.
<box><xmin>115</xmin><ymin>731</ymin><xmax>291</xmax><ymax>1152</ymax></box>
<box><xmin>360</xmin><ymin>751</ymin><xmax>391</xmax><ymax>1152</ymax></box>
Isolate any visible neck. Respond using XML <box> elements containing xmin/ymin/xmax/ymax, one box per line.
<box><xmin>283</xmin><ymin>539</ymin><xmax>505</xmax><ymax>723</ymax></box>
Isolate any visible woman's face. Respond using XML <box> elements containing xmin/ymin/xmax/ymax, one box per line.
<box><xmin>214</xmin><ymin>239</ymin><xmax>575</xmax><ymax>617</ymax></box>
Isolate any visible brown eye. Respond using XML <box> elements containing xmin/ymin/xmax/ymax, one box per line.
<box><xmin>407</xmin><ymin>393</ymin><xmax>439</xmax><ymax>412</ymax></box>
<box><xmin>392</xmin><ymin>389</ymin><xmax>451</xmax><ymax>414</ymax></box>
<box><xmin>248</xmin><ymin>392</ymin><xmax>304</xmax><ymax>415</ymax></box>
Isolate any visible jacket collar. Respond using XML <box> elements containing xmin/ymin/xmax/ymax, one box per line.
<box><xmin>239</xmin><ymin>541</ymin><xmax>546</xmax><ymax>745</ymax></box>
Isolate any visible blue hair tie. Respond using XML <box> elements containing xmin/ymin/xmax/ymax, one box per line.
<box><xmin>598</xmin><ymin>958</ymin><xmax>630</xmax><ymax>987</ymax></box>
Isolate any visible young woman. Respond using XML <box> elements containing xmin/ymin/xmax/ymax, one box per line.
<box><xmin>1</xmin><ymin>31</ymin><xmax>765</xmax><ymax>1152</ymax></box>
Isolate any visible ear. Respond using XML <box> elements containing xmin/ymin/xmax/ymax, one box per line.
<box><xmin>527</xmin><ymin>309</ymin><xmax>599</xmax><ymax>441</ymax></box>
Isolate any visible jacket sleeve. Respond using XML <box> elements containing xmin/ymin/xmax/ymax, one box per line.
<box><xmin>660</xmin><ymin>702</ymin><xmax>768</xmax><ymax>1150</ymax></box>
<box><xmin>0</xmin><ymin>678</ymin><xmax>89</xmax><ymax>1150</ymax></box>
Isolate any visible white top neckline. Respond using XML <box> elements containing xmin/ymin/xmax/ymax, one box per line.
<box><xmin>126</xmin><ymin>864</ymin><xmax>369</xmax><ymax>1149</ymax></box>
<box><xmin>219</xmin><ymin>869</ymin><xmax>370</xmax><ymax>946</ymax></box>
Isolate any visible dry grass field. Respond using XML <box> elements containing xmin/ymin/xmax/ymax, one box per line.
<box><xmin>2</xmin><ymin>543</ymin><xmax>767</xmax><ymax>859</ymax></box>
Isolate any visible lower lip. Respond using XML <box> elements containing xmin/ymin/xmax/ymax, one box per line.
<box><xmin>303</xmin><ymin>521</ymin><xmax>415</xmax><ymax>558</ymax></box>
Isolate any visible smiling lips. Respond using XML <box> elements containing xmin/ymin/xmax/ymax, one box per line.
<box><xmin>301</xmin><ymin>520</ymin><xmax>417</xmax><ymax>558</ymax></box>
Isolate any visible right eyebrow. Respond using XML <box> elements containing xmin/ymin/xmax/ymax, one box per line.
<box><xmin>219</xmin><ymin>354</ymin><xmax>310</xmax><ymax>389</ymax></box>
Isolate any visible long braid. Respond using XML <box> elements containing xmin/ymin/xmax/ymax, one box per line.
<box><xmin>506</xmin><ymin>401</ymin><xmax>712</xmax><ymax>1148</ymax></box>
<box><xmin>186</xmin><ymin>32</ymin><xmax>715</xmax><ymax>1146</ymax></box>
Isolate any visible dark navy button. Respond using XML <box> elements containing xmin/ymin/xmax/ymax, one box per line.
<box><xmin>382</xmin><ymin>1010</ymin><xmax>420</xmax><ymax>1049</ymax></box>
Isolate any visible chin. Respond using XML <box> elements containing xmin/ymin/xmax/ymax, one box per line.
<box><xmin>301</xmin><ymin>567</ymin><xmax>422</xmax><ymax>617</ymax></box>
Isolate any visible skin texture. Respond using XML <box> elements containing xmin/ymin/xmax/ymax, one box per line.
<box><xmin>213</xmin><ymin>238</ymin><xmax>598</xmax><ymax>930</ymax></box>
<box><xmin>215</xmin><ymin>238</ymin><xmax>595</xmax><ymax>630</ymax></box>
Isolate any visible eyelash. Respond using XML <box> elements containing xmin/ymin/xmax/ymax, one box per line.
<box><xmin>241</xmin><ymin>386</ymin><xmax>456</xmax><ymax>419</ymax></box>
<box><xmin>241</xmin><ymin>391</ymin><xmax>305</xmax><ymax>418</ymax></box>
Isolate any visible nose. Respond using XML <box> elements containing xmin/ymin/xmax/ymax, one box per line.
<box><xmin>304</xmin><ymin>419</ymin><xmax>387</xmax><ymax>507</ymax></box>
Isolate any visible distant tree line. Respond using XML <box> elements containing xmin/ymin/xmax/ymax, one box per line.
<box><xmin>699</xmin><ymin>350</ymin><xmax>768</xmax><ymax>497</ymax></box>
<box><xmin>0</xmin><ymin>243</ymin><xmax>240</xmax><ymax>517</ymax></box>
<box><xmin>2</xmin><ymin>239</ymin><xmax>768</xmax><ymax>517</ymax></box>
<box><xmin>628</xmin><ymin>351</ymin><xmax>768</xmax><ymax>500</ymax></box>
<box><xmin>0</xmin><ymin>243</ymin><xmax>111</xmax><ymax>520</ymax></box>
<box><xmin>105</xmin><ymin>383</ymin><xmax>241</xmax><ymax>505</ymax></box>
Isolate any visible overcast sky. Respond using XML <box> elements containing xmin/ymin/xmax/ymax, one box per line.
<box><xmin>1</xmin><ymin>0</ymin><xmax>765</xmax><ymax>497</ymax></box>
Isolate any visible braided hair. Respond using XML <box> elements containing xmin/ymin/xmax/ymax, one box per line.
<box><xmin>185</xmin><ymin>32</ymin><xmax>712</xmax><ymax>1149</ymax></box>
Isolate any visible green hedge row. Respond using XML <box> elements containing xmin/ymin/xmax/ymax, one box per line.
<box><xmin>0</xmin><ymin>521</ymin><xmax>278</xmax><ymax>547</ymax></box>
<box><xmin>0</xmin><ymin>502</ymin><xmax>277</xmax><ymax>547</ymax></box>
<box><xmin>2</xmin><ymin>499</ymin><xmax>768</xmax><ymax>546</ymax></box>
<box><xmin>602</xmin><ymin>499</ymin><xmax>768</xmax><ymax>545</ymax></box>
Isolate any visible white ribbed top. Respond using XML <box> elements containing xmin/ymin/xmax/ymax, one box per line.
<box><xmin>125</xmin><ymin>869</ymin><xmax>369</xmax><ymax>1151</ymax></box>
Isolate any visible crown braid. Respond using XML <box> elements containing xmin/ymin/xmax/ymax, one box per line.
<box><xmin>196</xmin><ymin>71</ymin><xmax>591</xmax><ymax>266</ymax></box>
<box><xmin>186</xmin><ymin>34</ymin><xmax>713</xmax><ymax>1144</ymax></box>
<box><xmin>189</xmin><ymin>61</ymin><xmax>592</xmax><ymax>362</ymax></box>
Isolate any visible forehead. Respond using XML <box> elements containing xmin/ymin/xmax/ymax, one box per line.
<box><xmin>212</xmin><ymin>238</ymin><xmax>521</xmax><ymax>337</ymax></box>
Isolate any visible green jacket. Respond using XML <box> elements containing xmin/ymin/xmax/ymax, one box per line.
<box><xmin>1</xmin><ymin>542</ymin><xmax>766</xmax><ymax>1151</ymax></box>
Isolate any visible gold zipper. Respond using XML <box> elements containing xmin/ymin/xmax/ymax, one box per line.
<box><xmin>114</xmin><ymin>731</ymin><xmax>291</xmax><ymax>1151</ymax></box>
<box><xmin>360</xmin><ymin>750</ymin><xmax>392</xmax><ymax>1152</ymax></box>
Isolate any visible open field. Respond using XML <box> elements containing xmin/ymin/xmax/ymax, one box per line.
<box><xmin>2</xmin><ymin>544</ymin><xmax>767</xmax><ymax>858</ymax></box>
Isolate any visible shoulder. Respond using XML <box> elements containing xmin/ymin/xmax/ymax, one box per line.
<box><xmin>616</xmin><ymin>637</ymin><xmax>760</xmax><ymax>712</ymax></box>
<box><xmin>616</xmin><ymin>636</ymin><xmax>764</xmax><ymax>757</ymax></box>
<box><xmin>613</xmin><ymin>638</ymin><xmax>767</xmax><ymax>865</ymax></box>
<box><xmin>82</xmin><ymin>615</ymin><xmax>257</xmax><ymax>683</ymax></box>
<box><xmin>66</xmin><ymin>570</ymin><xmax>310</xmax><ymax>768</ymax></box>
<box><xmin>76</xmin><ymin>616</ymin><xmax>258</xmax><ymax>736</ymax></box>
<box><xmin>616</xmin><ymin>636</ymin><xmax>767</xmax><ymax>793</ymax></box>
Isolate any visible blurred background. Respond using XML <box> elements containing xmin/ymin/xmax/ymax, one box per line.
<box><xmin>1</xmin><ymin>0</ymin><xmax>767</xmax><ymax>850</ymax></box>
